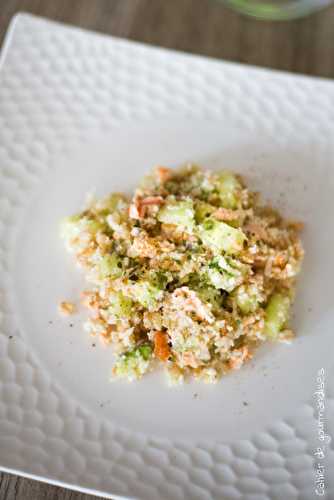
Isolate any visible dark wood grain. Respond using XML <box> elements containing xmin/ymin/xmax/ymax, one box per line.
<box><xmin>1</xmin><ymin>0</ymin><xmax>334</xmax><ymax>77</ymax></box>
<box><xmin>0</xmin><ymin>0</ymin><xmax>333</xmax><ymax>499</ymax></box>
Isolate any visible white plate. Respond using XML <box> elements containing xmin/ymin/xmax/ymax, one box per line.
<box><xmin>0</xmin><ymin>13</ymin><xmax>333</xmax><ymax>500</ymax></box>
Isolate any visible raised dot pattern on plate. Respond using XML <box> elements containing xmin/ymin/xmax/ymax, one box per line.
<box><xmin>0</xmin><ymin>13</ymin><xmax>333</xmax><ymax>500</ymax></box>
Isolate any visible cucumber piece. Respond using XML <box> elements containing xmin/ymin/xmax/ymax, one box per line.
<box><xmin>138</xmin><ymin>344</ymin><xmax>153</xmax><ymax>361</ymax></box>
<box><xmin>158</xmin><ymin>200</ymin><xmax>194</xmax><ymax>231</ymax></box>
<box><xmin>234</xmin><ymin>284</ymin><xmax>262</xmax><ymax>314</ymax></box>
<box><xmin>194</xmin><ymin>201</ymin><xmax>215</xmax><ymax>223</ymax></box>
<box><xmin>216</xmin><ymin>171</ymin><xmax>241</xmax><ymax>209</ymax></box>
<box><xmin>60</xmin><ymin>215</ymin><xmax>102</xmax><ymax>240</ymax></box>
<box><xmin>198</xmin><ymin>219</ymin><xmax>246</xmax><ymax>254</ymax></box>
<box><xmin>264</xmin><ymin>293</ymin><xmax>290</xmax><ymax>339</ymax></box>
<box><xmin>196</xmin><ymin>286</ymin><xmax>223</xmax><ymax>311</ymax></box>
<box><xmin>98</xmin><ymin>253</ymin><xmax>122</xmax><ymax>279</ymax></box>
<box><xmin>129</xmin><ymin>280</ymin><xmax>163</xmax><ymax>309</ymax></box>
<box><xmin>113</xmin><ymin>343</ymin><xmax>153</xmax><ymax>380</ymax></box>
<box><xmin>207</xmin><ymin>256</ymin><xmax>244</xmax><ymax>292</ymax></box>
<box><xmin>108</xmin><ymin>291</ymin><xmax>133</xmax><ymax>319</ymax></box>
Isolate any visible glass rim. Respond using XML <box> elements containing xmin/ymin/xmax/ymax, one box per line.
<box><xmin>219</xmin><ymin>0</ymin><xmax>334</xmax><ymax>20</ymax></box>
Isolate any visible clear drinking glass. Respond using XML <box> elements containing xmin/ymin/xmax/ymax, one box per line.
<box><xmin>221</xmin><ymin>0</ymin><xmax>333</xmax><ymax>20</ymax></box>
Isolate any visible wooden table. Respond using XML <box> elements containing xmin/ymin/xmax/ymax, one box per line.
<box><xmin>0</xmin><ymin>0</ymin><xmax>333</xmax><ymax>499</ymax></box>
